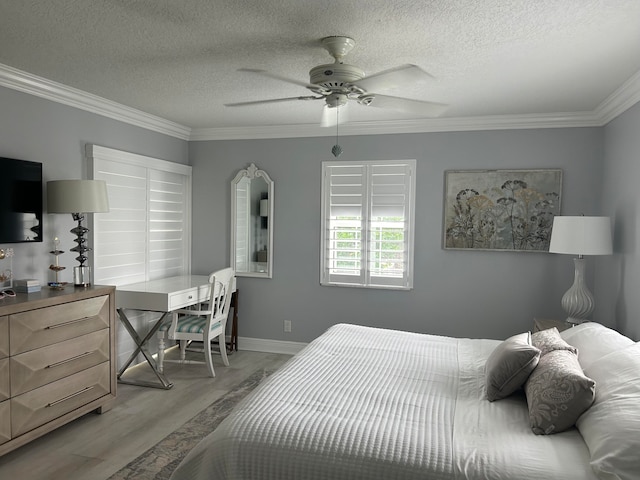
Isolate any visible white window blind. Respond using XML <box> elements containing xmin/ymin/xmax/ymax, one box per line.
<box><xmin>148</xmin><ymin>168</ymin><xmax>190</xmax><ymax>279</ymax></box>
<box><xmin>321</xmin><ymin>160</ymin><xmax>416</xmax><ymax>290</ymax></box>
<box><xmin>87</xmin><ymin>144</ymin><xmax>192</xmax><ymax>287</ymax></box>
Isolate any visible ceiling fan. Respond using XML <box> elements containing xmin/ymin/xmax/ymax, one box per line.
<box><xmin>224</xmin><ymin>36</ymin><xmax>448</xmax><ymax>126</ymax></box>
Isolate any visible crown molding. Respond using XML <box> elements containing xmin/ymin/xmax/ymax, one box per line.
<box><xmin>0</xmin><ymin>63</ymin><xmax>191</xmax><ymax>140</ymax></box>
<box><xmin>188</xmin><ymin>111</ymin><xmax>604</xmax><ymax>141</ymax></box>
<box><xmin>594</xmin><ymin>69</ymin><xmax>640</xmax><ymax>125</ymax></box>
<box><xmin>1</xmin><ymin>62</ymin><xmax>638</xmax><ymax>142</ymax></box>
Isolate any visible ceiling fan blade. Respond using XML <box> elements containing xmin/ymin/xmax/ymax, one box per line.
<box><xmin>359</xmin><ymin>94</ymin><xmax>448</xmax><ymax>117</ymax></box>
<box><xmin>225</xmin><ymin>96</ymin><xmax>322</xmax><ymax>107</ymax></box>
<box><xmin>237</xmin><ymin>68</ymin><xmax>322</xmax><ymax>91</ymax></box>
<box><xmin>355</xmin><ymin>64</ymin><xmax>433</xmax><ymax>92</ymax></box>
<box><xmin>321</xmin><ymin>103</ymin><xmax>349</xmax><ymax>127</ymax></box>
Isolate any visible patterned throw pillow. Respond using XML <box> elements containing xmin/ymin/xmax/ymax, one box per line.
<box><xmin>531</xmin><ymin>327</ymin><xmax>577</xmax><ymax>356</ymax></box>
<box><xmin>525</xmin><ymin>349</ymin><xmax>596</xmax><ymax>435</ymax></box>
<box><xmin>485</xmin><ymin>332</ymin><xmax>541</xmax><ymax>402</ymax></box>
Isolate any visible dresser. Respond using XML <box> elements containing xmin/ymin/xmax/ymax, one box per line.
<box><xmin>0</xmin><ymin>285</ymin><xmax>116</xmax><ymax>456</ymax></box>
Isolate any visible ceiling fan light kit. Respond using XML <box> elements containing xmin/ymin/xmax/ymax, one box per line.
<box><xmin>226</xmin><ymin>35</ymin><xmax>448</xmax><ymax>126</ymax></box>
<box><xmin>325</xmin><ymin>92</ymin><xmax>349</xmax><ymax>108</ymax></box>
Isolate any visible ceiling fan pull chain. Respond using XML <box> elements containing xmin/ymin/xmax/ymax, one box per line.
<box><xmin>332</xmin><ymin>106</ymin><xmax>343</xmax><ymax>157</ymax></box>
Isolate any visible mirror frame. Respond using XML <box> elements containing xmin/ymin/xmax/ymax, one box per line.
<box><xmin>230</xmin><ymin>163</ymin><xmax>274</xmax><ymax>278</ymax></box>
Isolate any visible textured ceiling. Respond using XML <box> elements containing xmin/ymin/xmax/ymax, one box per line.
<box><xmin>1</xmin><ymin>0</ymin><xmax>640</xmax><ymax>136</ymax></box>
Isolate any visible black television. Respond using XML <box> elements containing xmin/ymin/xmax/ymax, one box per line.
<box><xmin>0</xmin><ymin>157</ymin><xmax>43</xmax><ymax>243</ymax></box>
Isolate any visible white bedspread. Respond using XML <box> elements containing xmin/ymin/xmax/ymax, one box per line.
<box><xmin>171</xmin><ymin>324</ymin><xmax>597</xmax><ymax>480</ymax></box>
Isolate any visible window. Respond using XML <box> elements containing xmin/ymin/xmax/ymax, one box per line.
<box><xmin>87</xmin><ymin>144</ymin><xmax>192</xmax><ymax>287</ymax></box>
<box><xmin>321</xmin><ymin>160</ymin><xmax>416</xmax><ymax>290</ymax></box>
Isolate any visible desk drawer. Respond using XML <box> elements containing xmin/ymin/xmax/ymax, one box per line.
<box><xmin>168</xmin><ymin>287</ymin><xmax>207</xmax><ymax>311</ymax></box>
<box><xmin>0</xmin><ymin>316</ymin><xmax>7</xmax><ymax>359</ymax></box>
<box><xmin>0</xmin><ymin>400</ymin><xmax>9</xmax><ymax>446</ymax></box>
<box><xmin>10</xmin><ymin>295</ymin><xmax>110</xmax><ymax>355</ymax></box>
<box><xmin>10</xmin><ymin>329</ymin><xmax>110</xmax><ymax>396</ymax></box>
<box><xmin>11</xmin><ymin>362</ymin><xmax>110</xmax><ymax>437</ymax></box>
<box><xmin>0</xmin><ymin>359</ymin><xmax>8</xmax><ymax>402</ymax></box>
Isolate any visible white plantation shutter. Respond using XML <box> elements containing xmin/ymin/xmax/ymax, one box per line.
<box><xmin>87</xmin><ymin>144</ymin><xmax>192</xmax><ymax>286</ymax></box>
<box><xmin>148</xmin><ymin>169</ymin><xmax>189</xmax><ymax>279</ymax></box>
<box><xmin>321</xmin><ymin>160</ymin><xmax>415</xmax><ymax>289</ymax></box>
<box><xmin>91</xmin><ymin>159</ymin><xmax>147</xmax><ymax>285</ymax></box>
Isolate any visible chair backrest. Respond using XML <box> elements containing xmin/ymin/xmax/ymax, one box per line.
<box><xmin>206</xmin><ymin>267</ymin><xmax>235</xmax><ymax>332</ymax></box>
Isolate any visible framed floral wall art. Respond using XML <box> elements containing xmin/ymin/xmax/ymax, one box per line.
<box><xmin>443</xmin><ymin>169</ymin><xmax>562</xmax><ymax>251</ymax></box>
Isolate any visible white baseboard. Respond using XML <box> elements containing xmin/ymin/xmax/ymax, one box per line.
<box><xmin>238</xmin><ymin>336</ymin><xmax>307</xmax><ymax>355</ymax></box>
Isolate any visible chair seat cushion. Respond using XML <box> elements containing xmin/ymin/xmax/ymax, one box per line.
<box><xmin>158</xmin><ymin>317</ymin><xmax>173</xmax><ymax>332</ymax></box>
<box><xmin>159</xmin><ymin>315</ymin><xmax>221</xmax><ymax>334</ymax></box>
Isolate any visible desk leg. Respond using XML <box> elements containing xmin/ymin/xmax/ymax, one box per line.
<box><xmin>117</xmin><ymin>308</ymin><xmax>174</xmax><ymax>389</ymax></box>
<box><xmin>227</xmin><ymin>289</ymin><xmax>238</xmax><ymax>352</ymax></box>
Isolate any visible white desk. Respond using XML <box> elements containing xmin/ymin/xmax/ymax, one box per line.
<box><xmin>116</xmin><ymin>275</ymin><xmax>238</xmax><ymax>389</ymax></box>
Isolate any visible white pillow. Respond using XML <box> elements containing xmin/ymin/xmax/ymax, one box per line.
<box><xmin>560</xmin><ymin>322</ymin><xmax>634</xmax><ymax>372</ymax></box>
<box><xmin>576</xmin><ymin>342</ymin><xmax>640</xmax><ymax>480</ymax></box>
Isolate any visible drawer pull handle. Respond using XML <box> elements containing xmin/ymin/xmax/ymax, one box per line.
<box><xmin>46</xmin><ymin>386</ymin><xmax>94</xmax><ymax>407</ymax></box>
<box><xmin>45</xmin><ymin>317</ymin><xmax>90</xmax><ymax>329</ymax></box>
<box><xmin>46</xmin><ymin>351</ymin><xmax>94</xmax><ymax>369</ymax></box>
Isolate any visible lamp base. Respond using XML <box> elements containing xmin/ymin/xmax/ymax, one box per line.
<box><xmin>560</xmin><ymin>257</ymin><xmax>594</xmax><ymax>324</ymax></box>
<box><xmin>73</xmin><ymin>266</ymin><xmax>92</xmax><ymax>287</ymax></box>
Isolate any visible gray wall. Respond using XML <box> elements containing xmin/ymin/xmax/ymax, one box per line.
<box><xmin>597</xmin><ymin>101</ymin><xmax>640</xmax><ymax>340</ymax></box>
<box><xmin>190</xmin><ymin>127</ymin><xmax>605</xmax><ymax>342</ymax></box>
<box><xmin>0</xmin><ymin>86</ymin><xmax>188</xmax><ymax>284</ymax></box>
<box><xmin>5</xmin><ymin>82</ymin><xmax>634</xmax><ymax>344</ymax></box>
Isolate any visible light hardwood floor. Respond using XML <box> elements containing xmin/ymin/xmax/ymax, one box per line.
<box><xmin>0</xmin><ymin>348</ymin><xmax>292</xmax><ymax>480</ymax></box>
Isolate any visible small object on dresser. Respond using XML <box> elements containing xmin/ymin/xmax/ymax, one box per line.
<box><xmin>49</xmin><ymin>236</ymin><xmax>66</xmax><ymax>289</ymax></box>
<box><xmin>15</xmin><ymin>279</ymin><xmax>41</xmax><ymax>293</ymax></box>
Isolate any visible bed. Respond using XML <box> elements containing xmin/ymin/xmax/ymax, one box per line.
<box><xmin>170</xmin><ymin>322</ymin><xmax>640</xmax><ymax>480</ymax></box>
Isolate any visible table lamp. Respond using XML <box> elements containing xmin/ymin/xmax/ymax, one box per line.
<box><xmin>47</xmin><ymin>180</ymin><xmax>109</xmax><ymax>286</ymax></box>
<box><xmin>548</xmin><ymin>216</ymin><xmax>612</xmax><ymax>324</ymax></box>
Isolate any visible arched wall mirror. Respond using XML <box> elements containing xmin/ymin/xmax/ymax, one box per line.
<box><xmin>231</xmin><ymin>163</ymin><xmax>273</xmax><ymax>278</ymax></box>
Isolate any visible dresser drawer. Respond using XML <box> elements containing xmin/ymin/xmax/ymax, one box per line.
<box><xmin>0</xmin><ymin>359</ymin><xmax>8</xmax><ymax>402</ymax></box>
<box><xmin>11</xmin><ymin>362</ymin><xmax>110</xmax><ymax>437</ymax></box>
<box><xmin>0</xmin><ymin>316</ymin><xmax>8</xmax><ymax>359</ymax></box>
<box><xmin>10</xmin><ymin>329</ymin><xmax>110</xmax><ymax>396</ymax></box>
<box><xmin>10</xmin><ymin>295</ymin><xmax>110</xmax><ymax>355</ymax></box>
<box><xmin>0</xmin><ymin>400</ymin><xmax>9</xmax><ymax>446</ymax></box>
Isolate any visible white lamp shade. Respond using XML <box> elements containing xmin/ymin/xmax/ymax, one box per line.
<box><xmin>47</xmin><ymin>180</ymin><xmax>110</xmax><ymax>214</ymax></box>
<box><xmin>549</xmin><ymin>216</ymin><xmax>612</xmax><ymax>256</ymax></box>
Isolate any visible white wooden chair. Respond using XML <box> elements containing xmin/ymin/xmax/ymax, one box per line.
<box><xmin>157</xmin><ymin>267</ymin><xmax>235</xmax><ymax>377</ymax></box>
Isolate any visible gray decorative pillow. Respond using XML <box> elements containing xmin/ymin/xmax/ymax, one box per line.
<box><xmin>525</xmin><ymin>349</ymin><xmax>596</xmax><ymax>434</ymax></box>
<box><xmin>531</xmin><ymin>327</ymin><xmax>577</xmax><ymax>356</ymax></box>
<box><xmin>485</xmin><ymin>332</ymin><xmax>541</xmax><ymax>402</ymax></box>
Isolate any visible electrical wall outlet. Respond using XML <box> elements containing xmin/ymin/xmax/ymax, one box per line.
<box><xmin>284</xmin><ymin>320</ymin><xmax>292</xmax><ymax>332</ymax></box>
